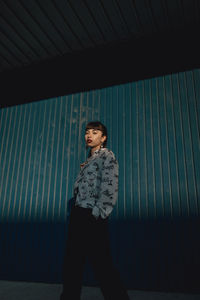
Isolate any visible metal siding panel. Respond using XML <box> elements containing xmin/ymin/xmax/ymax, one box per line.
<box><xmin>0</xmin><ymin>107</ymin><xmax>12</xmax><ymax>219</ymax></box>
<box><xmin>144</xmin><ymin>79</ymin><xmax>156</xmax><ymax>218</ymax></box>
<box><xmin>157</xmin><ymin>76</ymin><xmax>172</xmax><ymax>217</ymax></box>
<box><xmin>117</xmin><ymin>85</ymin><xmax>126</xmax><ymax>219</ymax></box>
<box><xmin>3</xmin><ymin>105</ymin><xmax>23</xmax><ymax>220</ymax></box>
<box><xmin>171</xmin><ymin>73</ymin><xmax>189</xmax><ymax>217</ymax></box>
<box><xmin>0</xmin><ymin>68</ymin><xmax>200</xmax><ymax>289</ymax></box>
<box><xmin>12</xmin><ymin>105</ymin><xmax>27</xmax><ymax>220</ymax></box>
<box><xmin>164</xmin><ymin>75</ymin><xmax>180</xmax><ymax>217</ymax></box>
<box><xmin>137</xmin><ymin>80</ymin><xmax>148</xmax><ymax>218</ymax></box>
<box><xmin>192</xmin><ymin>69</ymin><xmax>200</xmax><ymax>208</ymax></box>
<box><xmin>151</xmin><ymin>78</ymin><xmax>164</xmax><ymax>217</ymax></box>
<box><xmin>27</xmin><ymin>101</ymin><xmax>44</xmax><ymax>221</ymax></box>
<box><xmin>124</xmin><ymin>83</ymin><xmax>134</xmax><ymax>218</ymax></box>
<box><xmin>22</xmin><ymin>103</ymin><xmax>37</xmax><ymax>220</ymax></box>
<box><xmin>178</xmin><ymin>72</ymin><xmax>198</xmax><ymax>216</ymax></box>
<box><xmin>185</xmin><ymin>71</ymin><xmax>200</xmax><ymax>215</ymax></box>
<box><xmin>17</xmin><ymin>104</ymin><xmax>32</xmax><ymax>220</ymax></box>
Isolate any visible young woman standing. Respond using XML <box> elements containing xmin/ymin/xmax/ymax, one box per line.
<box><xmin>60</xmin><ymin>121</ymin><xmax>130</xmax><ymax>300</ymax></box>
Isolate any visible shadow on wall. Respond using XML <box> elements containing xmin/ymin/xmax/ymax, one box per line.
<box><xmin>0</xmin><ymin>208</ymin><xmax>199</xmax><ymax>294</ymax></box>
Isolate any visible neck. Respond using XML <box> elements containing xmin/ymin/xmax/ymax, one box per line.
<box><xmin>91</xmin><ymin>145</ymin><xmax>101</xmax><ymax>155</ymax></box>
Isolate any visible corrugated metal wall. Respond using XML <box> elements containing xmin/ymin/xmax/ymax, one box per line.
<box><xmin>0</xmin><ymin>69</ymin><xmax>200</xmax><ymax>291</ymax></box>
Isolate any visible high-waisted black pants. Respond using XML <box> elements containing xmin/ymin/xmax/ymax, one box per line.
<box><xmin>60</xmin><ymin>205</ymin><xmax>130</xmax><ymax>300</ymax></box>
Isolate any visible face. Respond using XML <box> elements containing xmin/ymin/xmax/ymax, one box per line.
<box><xmin>85</xmin><ymin>128</ymin><xmax>106</xmax><ymax>151</ymax></box>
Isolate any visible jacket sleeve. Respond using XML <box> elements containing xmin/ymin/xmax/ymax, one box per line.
<box><xmin>92</xmin><ymin>151</ymin><xmax>119</xmax><ymax>219</ymax></box>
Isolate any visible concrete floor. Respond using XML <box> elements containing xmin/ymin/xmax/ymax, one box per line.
<box><xmin>0</xmin><ymin>281</ymin><xmax>200</xmax><ymax>300</ymax></box>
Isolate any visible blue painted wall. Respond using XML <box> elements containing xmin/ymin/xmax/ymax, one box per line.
<box><xmin>0</xmin><ymin>69</ymin><xmax>200</xmax><ymax>292</ymax></box>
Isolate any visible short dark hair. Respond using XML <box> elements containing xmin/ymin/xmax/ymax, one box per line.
<box><xmin>85</xmin><ymin>121</ymin><xmax>107</xmax><ymax>147</ymax></box>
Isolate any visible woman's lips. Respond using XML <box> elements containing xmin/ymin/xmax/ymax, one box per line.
<box><xmin>87</xmin><ymin>139</ymin><xmax>92</xmax><ymax>143</ymax></box>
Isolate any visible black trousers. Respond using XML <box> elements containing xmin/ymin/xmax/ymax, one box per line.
<box><xmin>60</xmin><ymin>205</ymin><xmax>130</xmax><ymax>300</ymax></box>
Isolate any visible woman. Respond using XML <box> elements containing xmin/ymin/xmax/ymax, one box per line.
<box><xmin>60</xmin><ymin>121</ymin><xmax>130</xmax><ymax>300</ymax></box>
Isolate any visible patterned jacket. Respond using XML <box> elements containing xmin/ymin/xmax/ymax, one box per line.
<box><xmin>74</xmin><ymin>148</ymin><xmax>119</xmax><ymax>219</ymax></box>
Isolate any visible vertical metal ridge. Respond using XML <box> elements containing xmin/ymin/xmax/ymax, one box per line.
<box><xmin>23</xmin><ymin>104</ymin><xmax>37</xmax><ymax>220</ymax></box>
<box><xmin>192</xmin><ymin>70</ymin><xmax>200</xmax><ymax>215</ymax></box>
<box><xmin>34</xmin><ymin>101</ymin><xmax>48</xmax><ymax>221</ymax></box>
<box><xmin>17</xmin><ymin>104</ymin><xmax>32</xmax><ymax>219</ymax></box>
<box><xmin>192</xmin><ymin>70</ymin><xmax>200</xmax><ymax>145</ymax></box>
<box><xmin>28</xmin><ymin>101</ymin><xmax>43</xmax><ymax>221</ymax></box>
<box><xmin>45</xmin><ymin>100</ymin><xmax>57</xmax><ymax>220</ymax></box>
<box><xmin>70</xmin><ymin>95</ymin><xmax>80</xmax><ymax>199</ymax></box>
<box><xmin>39</xmin><ymin>101</ymin><xmax>52</xmax><ymax>220</ymax></box>
<box><xmin>184</xmin><ymin>72</ymin><xmax>198</xmax><ymax>215</ymax></box>
<box><xmin>115</xmin><ymin>85</ymin><xmax>119</xmax><ymax>218</ymax></box>
<box><xmin>189</xmin><ymin>70</ymin><xmax>200</xmax><ymax>216</ymax></box>
<box><xmin>0</xmin><ymin>107</ymin><xmax>14</xmax><ymax>218</ymax></box>
<box><xmin>162</xmin><ymin>76</ymin><xmax>173</xmax><ymax>217</ymax></box>
<box><xmin>181</xmin><ymin>71</ymin><xmax>194</xmax><ymax>216</ymax></box>
<box><xmin>128</xmin><ymin>83</ymin><xmax>133</xmax><ymax>217</ymax></box>
<box><xmin>136</xmin><ymin>81</ymin><xmax>141</xmax><ymax>218</ymax></box>
<box><xmin>176</xmin><ymin>72</ymin><xmax>190</xmax><ymax>216</ymax></box>
<box><xmin>156</xmin><ymin>78</ymin><xmax>165</xmax><ymax>217</ymax></box>
<box><xmin>12</xmin><ymin>105</ymin><xmax>27</xmax><ymax>219</ymax></box>
<box><xmin>58</xmin><ymin>97</ymin><xmax>67</xmax><ymax>220</ymax></box>
<box><xmin>78</xmin><ymin>92</ymin><xmax>84</xmax><ymax>161</ymax></box>
<box><xmin>51</xmin><ymin>99</ymin><xmax>62</xmax><ymax>220</ymax></box>
<box><xmin>122</xmin><ymin>85</ymin><xmax>126</xmax><ymax>218</ymax></box>
<box><xmin>4</xmin><ymin>105</ymin><xmax>22</xmax><ymax>220</ymax></box>
<box><xmin>149</xmin><ymin>80</ymin><xmax>156</xmax><ymax>217</ymax></box>
<box><xmin>143</xmin><ymin>81</ymin><xmax>148</xmax><ymax>218</ymax></box>
<box><xmin>169</xmin><ymin>74</ymin><xmax>181</xmax><ymax>216</ymax></box>
<box><xmin>0</xmin><ymin>108</ymin><xmax>9</xmax><ymax>185</ymax></box>
<box><xmin>117</xmin><ymin>84</ymin><xmax>125</xmax><ymax>219</ymax></box>
<box><xmin>64</xmin><ymin>95</ymin><xmax>73</xmax><ymax>219</ymax></box>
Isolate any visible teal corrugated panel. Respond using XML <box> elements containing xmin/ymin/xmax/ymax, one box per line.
<box><xmin>0</xmin><ymin>73</ymin><xmax>199</xmax><ymax>221</ymax></box>
<box><xmin>151</xmin><ymin>77</ymin><xmax>163</xmax><ymax>216</ymax></box>
<box><xmin>0</xmin><ymin>68</ymin><xmax>200</xmax><ymax>290</ymax></box>
<box><xmin>178</xmin><ymin>72</ymin><xmax>198</xmax><ymax>216</ymax></box>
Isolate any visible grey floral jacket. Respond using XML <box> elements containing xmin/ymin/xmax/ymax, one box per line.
<box><xmin>73</xmin><ymin>148</ymin><xmax>119</xmax><ymax>219</ymax></box>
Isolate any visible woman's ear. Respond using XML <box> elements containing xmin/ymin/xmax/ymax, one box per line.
<box><xmin>101</xmin><ymin>135</ymin><xmax>107</xmax><ymax>144</ymax></box>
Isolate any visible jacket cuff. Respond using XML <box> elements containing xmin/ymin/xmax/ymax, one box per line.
<box><xmin>92</xmin><ymin>206</ymin><xmax>100</xmax><ymax>219</ymax></box>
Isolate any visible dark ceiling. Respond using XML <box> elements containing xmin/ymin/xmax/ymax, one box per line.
<box><xmin>1</xmin><ymin>0</ymin><xmax>200</xmax><ymax>108</ymax></box>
